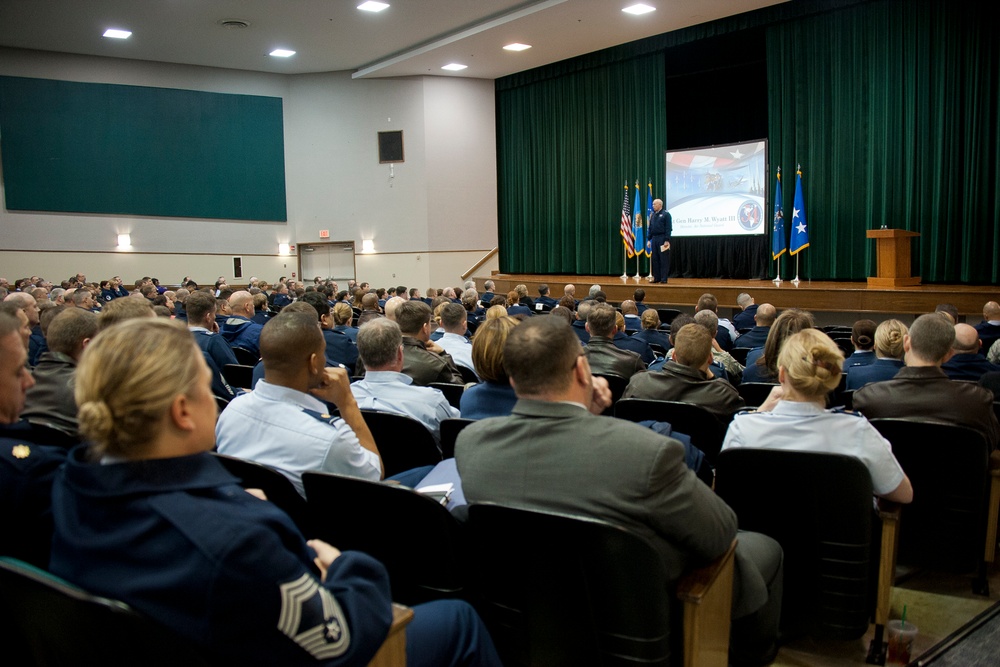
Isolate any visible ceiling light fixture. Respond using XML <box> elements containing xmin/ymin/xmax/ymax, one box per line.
<box><xmin>117</xmin><ymin>234</ymin><xmax>132</xmax><ymax>249</ymax></box>
<box><xmin>103</xmin><ymin>28</ymin><xmax>132</xmax><ymax>39</ymax></box>
<box><xmin>622</xmin><ymin>4</ymin><xmax>656</xmax><ymax>15</ymax></box>
<box><xmin>269</xmin><ymin>49</ymin><xmax>296</xmax><ymax>58</ymax></box>
<box><xmin>358</xmin><ymin>1</ymin><xmax>390</xmax><ymax>12</ymax></box>
<box><xmin>441</xmin><ymin>63</ymin><xmax>468</xmax><ymax>71</ymax></box>
<box><xmin>503</xmin><ymin>43</ymin><xmax>532</xmax><ymax>51</ymax></box>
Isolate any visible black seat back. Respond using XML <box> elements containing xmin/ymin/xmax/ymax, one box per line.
<box><xmin>715</xmin><ymin>449</ymin><xmax>875</xmax><ymax>639</ymax></box>
<box><xmin>360</xmin><ymin>410</ymin><xmax>442</xmax><ymax>477</ymax></box>
<box><xmin>614</xmin><ymin>398</ymin><xmax>729</xmax><ymax>462</ymax></box>
<box><xmin>440</xmin><ymin>418</ymin><xmax>475</xmax><ymax>459</ymax></box>
<box><xmin>211</xmin><ymin>453</ymin><xmax>312</xmax><ymax>534</ymax></box>
<box><xmin>466</xmin><ymin>503</ymin><xmax>675</xmax><ymax>667</ymax></box>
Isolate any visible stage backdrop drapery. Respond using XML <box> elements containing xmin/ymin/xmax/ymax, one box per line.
<box><xmin>497</xmin><ymin>0</ymin><xmax>1000</xmax><ymax>284</ymax></box>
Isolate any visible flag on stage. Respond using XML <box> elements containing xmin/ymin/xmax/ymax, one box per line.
<box><xmin>790</xmin><ymin>165</ymin><xmax>809</xmax><ymax>255</ymax></box>
<box><xmin>632</xmin><ymin>181</ymin><xmax>645</xmax><ymax>257</ymax></box>
<box><xmin>620</xmin><ymin>182</ymin><xmax>635</xmax><ymax>257</ymax></box>
<box><xmin>646</xmin><ymin>180</ymin><xmax>654</xmax><ymax>256</ymax></box>
<box><xmin>771</xmin><ymin>167</ymin><xmax>786</xmax><ymax>260</ymax></box>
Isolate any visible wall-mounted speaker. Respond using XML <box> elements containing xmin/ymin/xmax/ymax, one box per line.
<box><xmin>378</xmin><ymin>130</ymin><xmax>404</xmax><ymax>163</ymax></box>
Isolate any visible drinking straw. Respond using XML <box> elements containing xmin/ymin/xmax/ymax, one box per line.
<box><xmin>901</xmin><ymin>604</ymin><xmax>908</xmax><ymax>628</ymax></box>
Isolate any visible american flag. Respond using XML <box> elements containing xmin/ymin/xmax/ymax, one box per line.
<box><xmin>620</xmin><ymin>182</ymin><xmax>635</xmax><ymax>257</ymax></box>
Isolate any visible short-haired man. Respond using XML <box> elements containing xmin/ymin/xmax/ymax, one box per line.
<box><xmin>695</xmin><ymin>293</ymin><xmax>737</xmax><ymax>350</ymax></box>
<box><xmin>20</xmin><ymin>308</ymin><xmax>98</xmax><ymax>438</ymax></box>
<box><xmin>299</xmin><ymin>292</ymin><xmax>359</xmax><ymax>373</ymax></box>
<box><xmin>185</xmin><ymin>291</ymin><xmax>239</xmax><ymax>400</ymax></box>
<box><xmin>220</xmin><ymin>290</ymin><xmax>265</xmax><ymax>358</ymax></box>
<box><xmin>633</xmin><ymin>288</ymin><xmax>650</xmax><ymax>315</ymax></box>
<box><xmin>216</xmin><ymin>311</ymin><xmax>382</xmax><ymax>495</ymax></box>
<box><xmin>390</xmin><ymin>300</ymin><xmax>464</xmax><ymax>386</ymax></box>
<box><xmin>435</xmin><ymin>303</ymin><xmax>477</xmax><ymax>378</ymax></box>
<box><xmin>350</xmin><ymin>318</ymin><xmax>459</xmax><ymax>442</ymax></box>
<box><xmin>480</xmin><ymin>280</ymin><xmax>496</xmax><ymax>307</ymax></box>
<box><xmin>974</xmin><ymin>301</ymin><xmax>1000</xmax><ymax>358</ymax></box>
<box><xmin>97</xmin><ymin>295</ymin><xmax>155</xmax><ymax>331</ymax></box>
<box><xmin>942</xmin><ymin>323</ymin><xmax>1000</xmax><ymax>381</ymax></box>
<box><xmin>734</xmin><ymin>303</ymin><xmax>775</xmax><ymax>350</ymax></box>
<box><xmin>623</xmin><ymin>323</ymin><xmax>746</xmax><ymax>421</ymax></box>
<box><xmin>732</xmin><ymin>293</ymin><xmax>758</xmax><ymax>330</ymax></box>
<box><xmin>535</xmin><ymin>284</ymin><xmax>558</xmax><ymax>311</ymax></box>
<box><xmin>584</xmin><ymin>303</ymin><xmax>646</xmax><ymax>380</ymax></box>
<box><xmin>456</xmin><ymin>315</ymin><xmax>782</xmax><ymax>664</ymax></box>
<box><xmin>854</xmin><ymin>313</ymin><xmax>1000</xmax><ymax>450</ymax></box>
<box><xmin>620</xmin><ymin>300</ymin><xmax>642</xmax><ymax>332</ymax></box>
<box><xmin>571</xmin><ymin>299</ymin><xmax>593</xmax><ymax>344</ymax></box>
<box><xmin>694</xmin><ymin>310</ymin><xmax>744</xmax><ymax>381</ymax></box>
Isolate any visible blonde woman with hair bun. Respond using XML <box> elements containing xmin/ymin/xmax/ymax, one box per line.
<box><xmin>846</xmin><ymin>319</ymin><xmax>908</xmax><ymax>390</ymax></box>
<box><xmin>722</xmin><ymin>329</ymin><xmax>913</xmax><ymax>503</ymax></box>
<box><xmin>50</xmin><ymin>317</ymin><xmax>502</xmax><ymax>666</ymax></box>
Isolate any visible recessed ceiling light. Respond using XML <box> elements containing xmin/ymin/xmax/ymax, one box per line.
<box><xmin>103</xmin><ymin>28</ymin><xmax>132</xmax><ymax>39</ymax></box>
<box><xmin>358</xmin><ymin>1</ymin><xmax>390</xmax><ymax>12</ymax></box>
<box><xmin>503</xmin><ymin>43</ymin><xmax>532</xmax><ymax>52</ymax></box>
<box><xmin>270</xmin><ymin>49</ymin><xmax>296</xmax><ymax>58</ymax></box>
<box><xmin>441</xmin><ymin>63</ymin><xmax>468</xmax><ymax>71</ymax></box>
<box><xmin>622</xmin><ymin>4</ymin><xmax>656</xmax><ymax>15</ymax></box>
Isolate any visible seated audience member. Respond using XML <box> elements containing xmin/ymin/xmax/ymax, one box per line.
<box><xmin>694</xmin><ymin>310</ymin><xmax>744</xmax><ymax>381</ymax></box>
<box><xmin>460</xmin><ymin>317</ymin><xmax>520</xmax><ymax>419</ymax></box>
<box><xmin>584</xmin><ymin>303</ymin><xmax>646</xmax><ymax>380</ymax></box>
<box><xmin>50</xmin><ymin>317</ymin><xmax>501</xmax><ymax>667</ymax></box>
<box><xmin>350</xmin><ymin>318</ymin><xmax>459</xmax><ymax>443</ymax></box>
<box><xmin>743</xmin><ymin>309</ymin><xmax>815</xmax><ymax>384</ymax></box>
<box><xmin>942</xmin><ymin>323</ymin><xmax>1000</xmax><ymax>381</ymax></box>
<box><xmin>974</xmin><ymin>301</ymin><xmax>1000</xmax><ymax>357</ymax></box>
<box><xmin>270</xmin><ymin>282</ymin><xmax>293</xmax><ymax>309</ymax></box>
<box><xmin>571</xmin><ymin>299</ymin><xmax>593</xmax><ymax>344</ymax></box>
<box><xmin>456</xmin><ymin>315</ymin><xmax>783</xmax><ymax>665</ymax></box>
<box><xmin>97</xmin><ymin>296</ymin><xmax>155</xmax><ymax>330</ymax></box>
<box><xmin>479</xmin><ymin>280</ymin><xmax>496</xmax><ymax>306</ymax></box>
<box><xmin>361</xmin><ymin>292</ymin><xmax>381</xmax><ymax>313</ymax></box>
<box><xmin>935</xmin><ymin>303</ymin><xmax>959</xmax><ymax>324</ymax></box>
<box><xmin>0</xmin><ymin>301</ymin><xmax>31</xmax><ymax>354</ymax></box>
<box><xmin>548</xmin><ymin>306</ymin><xmax>573</xmax><ymax>325</ymax></box>
<box><xmin>722</xmin><ymin>329</ymin><xmax>913</xmax><ymax>504</ymax></box>
<box><xmin>435</xmin><ymin>303</ymin><xmax>477</xmax><ymax>378</ymax></box>
<box><xmin>505</xmin><ymin>290</ymin><xmax>531</xmax><ymax>320</ymax></box>
<box><xmin>4</xmin><ymin>292</ymin><xmax>41</xmax><ymax>357</ymax></box>
<box><xmin>172</xmin><ymin>288</ymin><xmax>189</xmax><ymax>320</ymax></box>
<box><xmin>429</xmin><ymin>301</ymin><xmax>448</xmax><ymax>342</ymax></box>
<box><xmin>514</xmin><ymin>284</ymin><xmax>534</xmax><ymax>310</ymax></box>
<box><xmin>843</xmin><ymin>319</ymin><xmax>877</xmax><ymax>367</ymax></box>
<box><xmin>484</xmin><ymin>304</ymin><xmax>507</xmax><ymax>320</ymax></box>
<box><xmin>557</xmin><ymin>294</ymin><xmax>576</xmax><ymax>312</ymax></box>
<box><xmin>21</xmin><ymin>309</ymin><xmax>98</xmax><ymax>438</ymax></box>
<box><xmin>612</xmin><ymin>311</ymin><xmax>655</xmax><ymax>364</ymax></box>
<box><xmin>0</xmin><ymin>311</ymin><xmax>67</xmax><ymax>567</ymax></box>
<box><xmin>846</xmin><ymin>319</ymin><xmax>908</xmax><ymax>390</ymax></box>
<box><xmin>633</xmin><ymin>288</ymin><xmax>650</xmax><ymax>315</ymax></box>
<box><xmin>300</xmin><ymin>293</ymin><xmax>358</xmax><ymax>374</ymax></box>
<box><xmin>184</xmin><ymin>290</ymin><xmax>239</xmax><ymax>400</ymax></box>
<box><xmin>220</xmin><ymin>290</ymin><xmax>265</xmax><ymax>358</ymax></box>
<box><xmin>488</xmin><ymin>295</ymin><xmax>506</xmax><ymax>309</ymax></box>
<box><xmin>387</xmin><ymin>300</ymin><xmax>463</xmax><ymax>386</ymax></box>
<box><xmin>383</xmin><ymin>296</ymin><xmax>406</xmax><ymax>322</ymax></box>
<box><xmin>732</xmin><ymin>293</ymin><xmax>759</xmax><ymax>331</ymax></box>
<box><xmin>695</xmin><ymin>293</ymin><xmax>736</xmax><ymax>350</ymax></box>
<box><xmin>733</xmin><ymin>303</ymin><xmax>775</xmax><ymax>350</ymax></box>
<box><xmin>332</xmin><ymin>302</ymin><xmax>359</xmax><ymax>342</ymax></box>
<box><xmin>620</xmin><ymin>300</ymin><xmax>642</xmax><ymax>332</ymax></box>
<box><xmin>535</xmin><ymin>283</ymin><xmax>558</xmax><ymax>310</ymax></box>
<box><xmin>854</xmin><ymin>313</ymin><xmax>1000</xmax><ymax>450</ymax></box>
<box><xmin>632</xmin><ymin>309</ymin><xmax>672</xmax><ymax>352</ymax></box>
<box><xmin>216</xmin><ymin>311</ymin><xmax>382</xmax><ymax>495</ymax></box>
<box><xmin>623</xmin><ymin>322</ymin><xmax>745</xmax><ymax>421</ymax></box>
<box><xmin>251</xmin><ymin>292</ymin><xmax>270</xmax><ymax>325</ymax></box>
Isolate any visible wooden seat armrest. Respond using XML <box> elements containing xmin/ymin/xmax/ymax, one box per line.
<box><xmin>875</xmin><ymin>499</ymin><xmax>902</xmax><ymax>523</ymax></box>
<box><xmin>874</xmin><ymin>501</ymin><xmax>901</xmax><ymax>628</ymax></box>
<box><xmin>367</xmin><ymin>603</ymin><xmax>413</xmax><ymax>667</ymax></box>
<box><xmin>676</xmin><ymin>540</ymin><xmax>737</xmax><ymax>604</ymax></box>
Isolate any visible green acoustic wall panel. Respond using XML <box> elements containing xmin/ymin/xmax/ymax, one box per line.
<box><xmin>0</xmin><ymin>76</ymin><xmax>287</xmax><ymax>221</ymax></box>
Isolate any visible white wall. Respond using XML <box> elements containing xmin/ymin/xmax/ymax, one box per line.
<box><xmin>0</xmin><ymin>47</ymin><xmax>498</xmax><ymax>287</ymax></box>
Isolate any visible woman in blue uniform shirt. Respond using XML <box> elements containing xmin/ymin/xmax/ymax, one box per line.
<box><xmin>49</xmin><ymin>317</ymin><xmax>499</xmax><ymax>667</ymax></box>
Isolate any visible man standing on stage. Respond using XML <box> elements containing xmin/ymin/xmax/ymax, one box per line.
<box><xmin>648</xmin><ymin>198</ymin><xmax>672</xmax><ymax>284</ymax></box>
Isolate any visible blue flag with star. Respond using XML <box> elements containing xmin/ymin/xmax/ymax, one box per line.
<box><xmin>772</xmin><ymin>167</ymin><xmax>786</xmax><ymax>260</ymax></box>
<box><xmin>790</xmin><ymin>165</ymin><xmax>809</xmax><ymax>255</ymax></box>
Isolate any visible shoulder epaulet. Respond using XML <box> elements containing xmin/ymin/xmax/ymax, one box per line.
<box><xmin>300</xmin><ymin>408</ymin><xmax>341</xmax><ymax>426</ymax></box>
<box><xmin>829</xmin><ymin>407</ymin><xmax>862</xmax><ymax>416</ymax></box>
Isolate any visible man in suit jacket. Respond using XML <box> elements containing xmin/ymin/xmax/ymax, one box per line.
<box><xmin>648</xmin><ymin>198</ymin><xmax>672</xmax><ymax>283</ymax></box>
<box><xmin>583</xmin><ymin>303</ymin><xmax>646</xmax><ymax>379</ymax></box>
<box><xmin>456</xmin><ymin>315</ymin><xmax>782</xmax><ymax>665</ymax></box>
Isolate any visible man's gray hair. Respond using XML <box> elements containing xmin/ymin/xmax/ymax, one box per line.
<box><xmin>736</xmin><ymin>293</ymin><xmax>753</xmax><ymax>308</ymax></box>
<box><xmin>357</xmin><ymin>317</ymin><xmax>403</xmax><ymax>370</ymax></box>
<box><xmin>693</xmin><ymin>309</ymin><xmax>719</xmax><ymax>336</ymax></box>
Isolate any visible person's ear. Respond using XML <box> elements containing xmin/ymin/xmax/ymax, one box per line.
<box><xmin>777</xmin><ymin>366</ymin><xmax>787</xmax><ymax>384</ymax></box>
<box><xmin>902</xmin><ymin>334</ymin><xmax>912</xmax><ymax>353</ymax></box>
<box><xmin>169</xmin><ymin>394</ymin><xmax>196</xmax><ymax>432</ymax></box>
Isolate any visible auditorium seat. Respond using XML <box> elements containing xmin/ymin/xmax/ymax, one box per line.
<box><xmin>230</xmin><ymin>346</ymin><xmax>258</xmax><ymax>366</ymax></box>
<box><xmin>360</xmin><ymin>410</ymin><xmax>442</xmax><ymax>477</ymax></box>
<box><xmin>440</xmin><ymin>418</ymin><xmax>475</xmax><ymax>459</ymax></box>
<box><xmin>729</xmin><ymin>347</ymin><xmax>753</xmax><ymax>365</ymax></box>
<box><xmin>614</xmin><ymin>398</ymin><xmax>729</xmax><ymax>463</ymax></box>
<box><xmin>737</xmin><ymin>382</ymin><xmax>778</xmax><ymax>408</ymax></box>
<box><xmin>592</xmin><ymin>373</ymin><xmax>629</xmax><ymax>416</ymax></box>
<box><xmin>466</xmin><ymin>502</ymin><xmax>735</xmax><ymax>667</ymax></box>
<box><xmin>302</xmin><ymin>471</ymin><xmax>466</xmax><ymax>606</ymax></box>
<box><xmin>714</xmin><ymin>449</ymin><xmax>900</xmax><ymax>660</ymax></box>
<box><xmin>222</xmin><ymin>363</ymin><xmax>254</xmax><ymax>390</ymax></box>
<box><xmin>429</xmin><ymin>382</ymin><xmax>465</xmax><ymax>410</ymax></box>
<box><xmin>656</xmin><ymin>308</ymin><xmax>683</xmax><ymax>326</ymax></box>
<box><xmin>212</xmin><ymin>453</ymin><xmax>312</xmax><ymax>535</ymax></box>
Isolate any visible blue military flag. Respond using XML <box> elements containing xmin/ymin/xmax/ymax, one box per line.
<box><xmin>620</xmin><ymin>183</ymin><xmax>635</xmax><ymax>258</ymax></box>
<box><xmin>771</xmin><ymin>167</ymin><xmax>786</xmax><ymax>260</ymax></box>
<box><xmin>632</xmin><ymin>181</ymin><xmax>645</xmax><ymax>257</ymax></box>
<box><xmin>790</xmin><ymin>165</ymin><xmax>809</xmax><ymax>255</ymax></box>
<box><xmin>646</xmin><ymin>180</ymin><xmax>654</xmax><ymax>256</ymax></box>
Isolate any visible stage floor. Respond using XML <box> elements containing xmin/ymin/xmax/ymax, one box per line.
<box><xmin>476</xmin><ymin>274</ymin><xmax>998</xmax><ymax>320</ymax></box>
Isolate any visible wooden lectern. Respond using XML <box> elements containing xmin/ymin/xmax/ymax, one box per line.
<box><xmin>866</xmin><ymin>229</ymin><xmax>920</xmax><ymax>288</ymax></box>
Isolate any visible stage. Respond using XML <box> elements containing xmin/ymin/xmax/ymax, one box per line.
<box><xmin>474</xmin><ymin>274</ymin><xmax>997</xmax><ymax>322</ymax></box>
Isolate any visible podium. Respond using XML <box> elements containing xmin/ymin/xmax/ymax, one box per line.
<box><xmin>866</xmin><ymin>229</ymin><xmax>920</xmax><ymax>288</ymax></box>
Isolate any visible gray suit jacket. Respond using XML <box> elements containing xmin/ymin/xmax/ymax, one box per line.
<box><xmin>455</xmin><ymin>399</ymin><xmax>737</xmax><ymax>584</ymax></box>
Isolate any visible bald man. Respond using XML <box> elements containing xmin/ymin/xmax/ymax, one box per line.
<box><xmin>220</xmin><ymin>290</ymin><xmax>265</xmax><ymax>358</ymax></box>
<box><xmin>943</xmin><ymin>323</ymin><xmax>1000</xmax><ymax>381</ymax></box>
<box><xmin>734</xmin><ymin>303</ymin><xmax>776</xmax><ymax>350</ymax></box>
<box><xmin>975</xmin><ymin>301</ymin><xmax>1000</xmax><ymax>358</ymax></box>
<box><xmin>648</xmin><ymin>198</ymin><xmax>673</xmax><ymax>283</ymax></box>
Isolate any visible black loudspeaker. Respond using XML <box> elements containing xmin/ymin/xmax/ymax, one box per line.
<box><xmin>378</xmin><ymin>131</ymin><xmax>404</xmax><ymax>163</ymax></box>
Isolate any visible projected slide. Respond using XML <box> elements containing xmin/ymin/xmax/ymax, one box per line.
<box><xmin>666</xmin><ymin>140</ymin><xmax>767</xmax><ymax>237</ymax></box>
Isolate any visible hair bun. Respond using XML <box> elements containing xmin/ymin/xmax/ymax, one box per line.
<box><xmin>77</xmin><ymin>400</ymin><xmax>114</xmax><ymax>441</ymax></box>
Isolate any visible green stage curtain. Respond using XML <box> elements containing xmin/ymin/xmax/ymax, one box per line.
<box><xmin>767</xmin><ymin>0</ymin><xmax>1000</xmax><ymax>283</ymax></box>
<box><xmin>497</xmin><ymin>53</ymin><xmax>666</xmax><ymax>275</ymax></box>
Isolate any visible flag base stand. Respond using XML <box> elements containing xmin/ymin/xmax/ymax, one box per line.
<box><xmin>792</xmin><ymin>275</ymin><xmax>800</xmax><ymax>286</ymax></box>
<box><xmin>773</xmin><ymin>274</ymin><xmax>782</xmax><ymax>285</ymax></box>
<box><xmin>620</xmin><ymin>273</ymin><xmax>629</xmax><ymax>282</ymax></box>
<box><xmin>791</xmin><ymin>255</ymin><xmax>801</xmax><ymax>286</ymax></box>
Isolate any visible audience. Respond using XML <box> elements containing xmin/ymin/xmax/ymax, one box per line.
<box><xmin>392</xmin><ymin>300</ymin><xmax>464</xmax><ymax>386</ymax></box>
<box><xmin>942</xmin><ymin>323</ymin><xmax>1000</xmax><ymax>380</ymax></box>
<box><xmin>583</xmin><ymin>303</ymin><xmax>646</xmax><ymax>380</ymax></box>
<box><xmin>734</xmin><ymin>303</ymin><xmax>775</xmax><ymax>350</ymax></box>
<box><xmin>219</xmin><ymin>290</ymin><xmax>264</xmax><ymax>358</ymax></box>
<box><xmin>846</xmin><ymin>319</ymin><xmax>908</xmax><ymax>390</ymax></box>
<box><xmin>460</xmin><ymin>316</ymin><xmax>520</xmax><ymax>419</ymax></box>
<box><xmin>695</xmin><ymin>293</ymin><xmax>736</xmax><ymax>351</ymax></box>
<box><xmin>722</xmin><ymin>329</ymin><xmax>913</xmax><ymax>503</ymax></box>
<box><xmin>435</xmin><ymin>303</ymin><xmax>477</xmax><ymax>378</ymax></box>
<box><xmin>632</xmin><ymin>309</ymin><xmax>672</xmax><ymax>351</ymax></box>
<box><xmin>612</xmin><ymin>311</ymin><xmax>655</xmax><ymax>363</ymax></box>
<box><xmin>300</xmin><ymin>292</ymin><xmax>359</xmax><ymax>374</ymax></box>
<box><xmin>843</xmin><ymin>319</ymin><xmax>877</xmax><ymax>367</ymax></box>
<box><xmin>743</xmin><ymin>309</ymin><xmax>815</xmax><ymax>383</ymax></box>
<box><xmin>184</xmin><ymin>290</ymin><xmax>239</xmax><ymax>401</ymax></box>
<box><xmin>974</xmin><ymin>301</ymin><xmax>1000</xmax><ymax>357</ymax></box>
<box><xmin>732</xmin><ymin>292</ymin><xmax>758</xmax><ymax>330</ymax></box>
<box><xmin>694</xmin><ymin>310</ymin><xmax>744</xmax><ymax>381</ymax></box>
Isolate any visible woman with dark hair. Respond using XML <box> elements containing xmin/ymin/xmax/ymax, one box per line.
<box><xmin>742</xmin><ymin>309</ymin><xmax>815</xmax><ymax>383</ymax></box>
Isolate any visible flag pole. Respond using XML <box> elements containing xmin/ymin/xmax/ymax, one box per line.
<box><xmin>793</xmin><ymin>255</ymin><xmax>800</xmax><ymax>286</ymax></box>
<box><xmin>773</xmin><ymin>261</ymin><xmax>782</xmax><ymax>285</ymax></box>
<box><xmin>646</xmin><ymin>178</ymin><xmax>654</xmax><ymax>282</ymax></box>
<box><xmin>620</xmin><ymin>180</ymin><xmax>629</xmax><ymax>281</ymax></box>
<box><xmin>632</xmin><ymin>181</ymin><xmax>642</xmax><ymax>282</ymax></box>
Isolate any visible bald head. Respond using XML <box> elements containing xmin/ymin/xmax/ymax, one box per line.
<box><xmin>4</xmin><ymin>292</ymin><xmax>39</xmax><ymax>326</ymax></box>
<box><xmin>984</xmin><ymin>301</ymin><xmax>1000</xmax><ymax>321</ymax></box>
<box><xmin>755</xmin><ymin>303</ymin><xmax>777</xmax><ymax>326</ymax></box>
<box><xmin>384</xmin><ymin>296</ymin><xmax>405</xmax><ymax>321</ymax></box>
<box><xmin>229</xmin><ymin>290</ymin><xmax>254</xmax><ymax>316</ymax></box>
<box><xmin>953</xmin><ymin>323</ymin><xmax>981</xmax><ymax>354</ymax></box>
